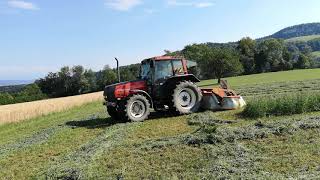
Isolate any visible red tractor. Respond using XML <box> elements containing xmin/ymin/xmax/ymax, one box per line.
<box><xmin>103</xmin><ymin>56</ymin><xmax>203</xmax><ymax>122</ymax></box>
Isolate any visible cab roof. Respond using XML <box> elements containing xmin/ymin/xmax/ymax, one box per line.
<box><xmin>146</xmin><ymin>56</ymin><xmax>184</xmax><ymax>61</ymax></box>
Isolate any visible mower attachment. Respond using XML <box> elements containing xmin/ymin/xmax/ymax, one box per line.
<box><xmin>200</xmin><ymin>83</ymin><xmax>246</xmax><ymax>111</ymax></box>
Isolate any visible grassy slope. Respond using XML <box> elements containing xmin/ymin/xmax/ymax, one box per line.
<box><xmin>285</xmin><ymin>35</ymin><xmax>320</xmax><ymax>42</ymax></box>
<box><xmin>1</xmin><ymin>69</ymin><xmax>320</xmax><ymax>179</ymax></box>
<box><xmin>312</xmin><ymin>51</ymin><xmax>320</xmax><ymax>58</ymax></box>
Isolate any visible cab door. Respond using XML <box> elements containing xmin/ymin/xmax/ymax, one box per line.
<box><xmin>152</xmin><ymin>60</ymin><xmax>174</xmax><ymax>100</ymax></box>
<box><xmin>140</xmin><ymin>59</ymin><xmax>153</xmax><ymax>96</ymax></box>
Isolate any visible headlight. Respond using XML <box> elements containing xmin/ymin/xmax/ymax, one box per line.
<box><xmin>104</xmin><ymin>95</ymin><xmax>108</xmax><ymax>101</ymax></box>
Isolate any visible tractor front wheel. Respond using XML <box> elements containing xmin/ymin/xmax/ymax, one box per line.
<box><xmin>125</xmin><ymin>94</ymin><xmax>151</xmax><ymax>122</ymax></box>
<box><xmin>171</xmin><ymin>81</ymin><xmax>202</xmax><ymax>114</ymax></box>
<box><xmin>107</xmin><ymin>106</ymin><xmax>119</xmax><ymax>120</ymax></box>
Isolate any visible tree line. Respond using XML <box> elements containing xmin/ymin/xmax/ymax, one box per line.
<box><xmin>167</xmin><ymin>37</ymin><xmax>318</xmax><ymax>81</ymax></box>
<box><xmin>0</xmin><ymin>84</ymin><xmax>46</xmax><ymax>105</ymax></box>
<box><xmin>0</xmin><ymin>64</ymin><xmax>139</xmax><ymax>105</ymax></box>
<box><xmin>1</xmin><ymin>37</ymin><xmax>319</xmax><ymax>105</ymax></box>
<box><xmin>35</xmin><ymin>64</ymin><xmax>139</xmax><ymax>98</ymax></box>
<box><xmin>287</xmin><ymin>38</ymin><xmax>320</xmax><ymax>54</ymax></box>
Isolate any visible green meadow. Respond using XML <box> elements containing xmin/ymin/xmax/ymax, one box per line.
<box><xmin>1</xmin><ymin>69</ymin><xmax>320</xmax><ymax>179</ymax></box>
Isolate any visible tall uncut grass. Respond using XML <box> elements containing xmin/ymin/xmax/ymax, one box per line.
<box><xmin>0</xmin><ymin>92</ymin><xmax>103</xmax><ymax>125</ymax></box>
<box><xmin>242</xmin><ymin>92</ymin><xmax>320</xmax><ymax>118</ymax></box>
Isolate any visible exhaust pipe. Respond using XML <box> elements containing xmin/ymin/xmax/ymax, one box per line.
<box><xmin>115</xmin><ymin>57</ymin><xmax>121</xmax><ymax>83</ymax></box>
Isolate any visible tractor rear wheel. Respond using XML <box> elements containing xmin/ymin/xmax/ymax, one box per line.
<box><xmin>125</xmin><ymin>94</ymin><xmax>151</xmax><ymax>122</ymax></box>
<box><xmin>171</xmin><ymin>81</ymin><xmax>202</xmax><ymax>114</ymax></box>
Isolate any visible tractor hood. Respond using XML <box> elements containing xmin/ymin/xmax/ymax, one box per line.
<box><xmin>103</xmin><ymin>80</ymin><xmax>147</xmax><ymax>101</ymax></box>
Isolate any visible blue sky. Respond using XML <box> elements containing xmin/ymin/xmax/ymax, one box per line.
<box><xmin>0</xmin><ymin>0</ymin><xmax>320</xmax><ymax>80</ymax></box>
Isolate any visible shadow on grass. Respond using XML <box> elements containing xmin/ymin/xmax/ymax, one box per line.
<box><xmin>66</xmin><ymin>111</ymin><xmax>181</xmax><ymax>129</ymax></box>
<box><xmin>66</xmin><ymin>117</ymin><xmax>119</xmax><ymax>129</ymax></box>
<box><xmin>148</xmin><ymin>111</ymin><xmax>180</xmax><ymax>120</ymax></box>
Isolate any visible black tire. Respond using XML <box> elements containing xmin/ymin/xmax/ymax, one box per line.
<box><xmin>125</xmin><ymin>94</ymin><xmax>151</xmax><ymax>122</ymax></box>
<box><xmin>171</xmin><ymin>81</ymin><xmax>202</xmax><ymax>114</ymax></box>
<box><xmin>107</xmin><ymin>106</ymin><xmax>119</xmax><ymax>120</ymax></box>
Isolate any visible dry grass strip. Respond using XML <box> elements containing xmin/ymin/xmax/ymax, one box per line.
<box><xmin>0</xmin><ymin>92</ymin><xmax>103</xmax><ymax>125</ymax></box>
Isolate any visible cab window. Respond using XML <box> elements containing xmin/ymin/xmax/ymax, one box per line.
<box><xmin>140</xmin><ymin>61</ymin><xmax>151</xmax><ymax>80</ymax></box>
<box><xmin>155</xmin><ymin>60</ymin><xmax>173</xmax><ymax>81</ymax></box>
<box><xmin>172</xmin><ymin>59</ymin><xmax>184</xmax><ymax>75</ymax></box>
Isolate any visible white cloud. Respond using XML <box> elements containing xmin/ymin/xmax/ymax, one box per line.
<box><xmin>167</xmin><ymin>0</ymin><xmax>214</xmax><ymax>8</ymax></box>
<box><xmin>144</xmin><ymin>8</ymin><xmax>157</xmax><ymax>14</ymax></box>
<box><xmin>167</xmin><ymin>0</ymin><xmax>191</xmax><ymax>6</ymax></box>
<box><xmin>7</xmin><ymin>0</ymin><xmax>38</xmax><ymax>10</ymax></box>
<box><xmin>105</xmin><ymin>0</ymin><xmax>142</xmax><ymax>11</ymax></box>
<box><xmin>194</xmin><ymin>2</ymin><xmax>214</xmax><ymax>8</ymax></box>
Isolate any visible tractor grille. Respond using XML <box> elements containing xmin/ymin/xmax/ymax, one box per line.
<box><xmin>104</xmin><ymin>85</ymin><xmax>116</xmax><ymax>102</ymax></box>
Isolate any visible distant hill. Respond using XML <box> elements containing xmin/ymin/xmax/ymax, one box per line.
<box><xmin>0</xmin><ymin>80</ymin><xmax>33</xmax><ymax>87</ymax></box>
<box><xmin>0</xmin><ymin>84</ymin><xmax>26</xmax><ymax>93</ymax></box>
<box><xmin>258</xmin><ymin>23</ymin><xmax>320</xmax><ymax>61</ymax></box>
<box><xmin>265</xmin><ymin>23</ymin><xmax>320</xmax><ymax>40</ymax></box>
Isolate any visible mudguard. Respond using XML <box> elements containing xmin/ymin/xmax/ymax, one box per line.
<box><xmin>166</xmin><ymin>74</ymin><xmax>200</xmax><ymax>83</ymax></box>
<box><xmin>129</xmin><ymin>89</ymin><xmax>154</xmax><ymax>108</ymax></box>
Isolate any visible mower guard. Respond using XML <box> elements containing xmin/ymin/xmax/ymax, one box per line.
<box><xmin>201</xmin><ymin>88</ymin><xmax>246</xmax><ymax>111</ymax></box>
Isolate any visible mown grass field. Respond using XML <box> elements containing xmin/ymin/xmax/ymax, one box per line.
<box><xmin>1</xmin><ymin>69</ymin><xmax>320</xmax><ymax>179</ymax></box>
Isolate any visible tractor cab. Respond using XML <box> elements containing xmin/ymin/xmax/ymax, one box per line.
<box><xmin>140</xmin><ymin>56</ymin><xmax>198</xmax><ymax>85</ymax></box>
